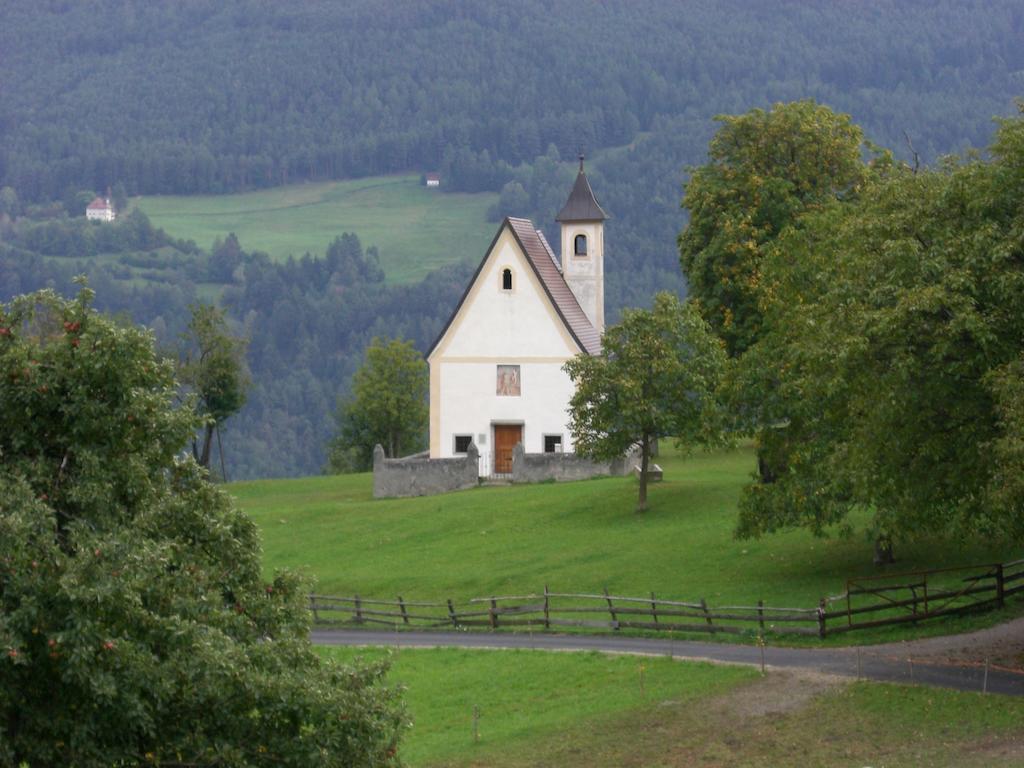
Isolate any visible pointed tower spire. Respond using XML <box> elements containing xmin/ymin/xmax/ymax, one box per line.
<box><xmin>556</xmin><ymin>157</ymin><xmax>609</xmax><ymax>223</ymax></box>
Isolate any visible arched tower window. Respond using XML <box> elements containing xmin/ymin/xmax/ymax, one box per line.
<box><xmin>501</xmin><ymin>268</ymin><xmax>513</xmax><ymax>290</ymax></box>
<box><xmin>574</xmin><ymin>234</ymin><xmax>588</xmax><ymax>256</ymax></box>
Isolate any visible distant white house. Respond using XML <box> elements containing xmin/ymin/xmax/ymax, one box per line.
<box><xmin>426</xmin><ymin>158</ymin><xmax>608</xmax><ymax>475</ymax></box>
<box><xmin>85</xmin><ymin>196</ymin><xmax>116</xmax><ymax>222</ymax></box>
<box><xmin>425</xmin><ymin>172</ymin><xmax>440</xmax><ymax>188</ymax></box>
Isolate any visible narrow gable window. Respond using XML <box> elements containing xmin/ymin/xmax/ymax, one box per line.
<box><xmin>501</xmin><ymin>268</ymin><xmax>513</xmax><ymax>290</ymax></box>
<box><xmin>574</xmin><ymin>234</ymin><xmax>587</xmax><ymax>256</ymax></box>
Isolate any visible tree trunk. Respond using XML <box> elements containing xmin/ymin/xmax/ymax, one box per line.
<box><xmin>198</xmin><ymin>422</ymin><xmax>215</xmax><ymax>468</ymax></box>
<box><xmin>637</xmin><ymin>434</ymin><xmax>650</xmax><ymax>513</ymax></box>
<box><xmin>873</xmin><ymin>533</ymin><xmax>895</xmax><ymax>565</ymax></box>
<box><xmin>756</xmin><ymin>426</ymin><xmax>789</xmax><ymax>484</ymax></box>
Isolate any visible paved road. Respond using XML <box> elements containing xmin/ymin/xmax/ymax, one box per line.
<box><xmin>312</xmin><ymin>628</ymin><xmax>1024</xmax><ymax>696</ymax></box>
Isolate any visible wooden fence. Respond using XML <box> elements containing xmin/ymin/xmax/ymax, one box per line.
<box><xmin>309</xmin><ymin>557</ymin><xmax>1024</xmax><ymax>639</ymax></box>
<box><xmin>823</xmin><ymin>558</ymin><xmax>1024</xmax><ymax>635</ymax></box>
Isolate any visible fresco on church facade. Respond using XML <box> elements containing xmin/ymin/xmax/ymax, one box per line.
<box><xmin>496</xmin><ymin>365</ymin><xmax>521</xmax><ymax>396</ymax></box>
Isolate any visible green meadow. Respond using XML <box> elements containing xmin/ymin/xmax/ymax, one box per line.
<box><xmin>133</xmin><ymin>175</ymin><xmax>498</xmax><ymax>283</ymax></box>
<box><xmin>230</xmin><ymin>445</ymin><xmax>1021</xmax><ymax>614</ymax></box>
<box><xmin>324</xmin><ymin>646</ymin><xmax>1024</xmax><ymax>767</ymax></box>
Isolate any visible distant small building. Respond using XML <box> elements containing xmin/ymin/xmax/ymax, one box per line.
<box><xmin>86</xmin><ymin>196</ymin><xmax>116</xmax><ymax>222</ymax></box>
<box><xmin>425</xmin><ymin>173</ymin><xmax>440</xmax><ymax>188</ymax></box>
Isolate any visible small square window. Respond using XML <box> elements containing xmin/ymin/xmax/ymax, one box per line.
<box><xmin>544</xmin><ymin>435</ymin><xmax>563</xmax><ymax>453</ymax></box>
<box><xmin>454</xmin><ymin>434</ymin><xmax>473</xmax><ymax>454</ymax></box>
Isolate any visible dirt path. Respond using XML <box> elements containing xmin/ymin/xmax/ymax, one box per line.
<box><xmin>869</xmin><ymin>615</ymin><xmax>1024</xmax><ymax>670</ymax></box>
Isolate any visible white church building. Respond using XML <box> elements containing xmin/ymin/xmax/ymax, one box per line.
<box><xmin>426</xmin><ymin>159</ymin><xmax>608</xmax><ymax>476</ymax></box>
<box><xmin>85</xmin><ymin>196</ymin><xmax>116</xmax><ymax>222</ymax></box>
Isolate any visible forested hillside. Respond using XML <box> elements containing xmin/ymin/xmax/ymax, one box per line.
<box><xmin>3</xmin><ymin>0</ymin><xmax>1022</xmax><ymax>478</ymax></box>
<box><xmin>3</xmin><ymin>0</ymin><xmax>1022</xmax><ymax>200</ymax></box>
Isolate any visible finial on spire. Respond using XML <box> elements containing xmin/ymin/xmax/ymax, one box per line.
<box><xmin>578</xmin><ymin>153</ymin><xmax>585</xmax><ymax>173</ymax></box>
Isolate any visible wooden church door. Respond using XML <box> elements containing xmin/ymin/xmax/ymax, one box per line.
<box><xmin>493</xmin><ymin>425</ymin><xmax>522</xmax><ymax>474</ymax></box>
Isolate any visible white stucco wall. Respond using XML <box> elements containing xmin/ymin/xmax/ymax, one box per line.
<box><xmin>441</xmin><ymin>231</ymin><xmax>580</xmax><ymax>358</ymax></box>
<box><xmin>436</xmin><ymin>360</ymin><xmax>576</xmax><ymax>471</ymax></box>
<box><xmin>86</xmin><ymin>206</ymin><xmax>115</xmax><ymax>222</ymax></box>
<box><xmin>429</xmin><ymin>225</ymin><xmax>584</xmax><ymax>473</ymax></box>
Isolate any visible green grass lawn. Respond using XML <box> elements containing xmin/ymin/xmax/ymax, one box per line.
<box><xmin>324</xmin><ymin>646</ymin><xmax>756</xmax><ymax>767</ymax></box>
<box><xmin>133</xmin><ymin>175</ymin><xmax>498</xmax><ymax>283</ymax></box>
<box><xmin>324</xmin><ymin>646</ymin><xmax>1024</xmax><ymax>767</ymax></box>
<box><xmin>230</xmin><ymin>445</ymin><xmax>1021</xmax><ymax>615</ymax></box>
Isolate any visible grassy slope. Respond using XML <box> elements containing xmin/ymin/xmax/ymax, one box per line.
<box><xmin>133</xmin><ymin>175</ymin><xmax>498</xmax><ymax>283</ymax></box>
<box><xmin>231</xmin><ymin>445</ymin><xmax>1020</xmax><ymax>610</ymax></box>
<box><xmin>326</xmin><ymin>646</ymin><xmax>1024</xmax><ymax>768</ymax></box>
<box><xmin>329</xmin><ymin>647</ymin><xmax>754</xmax><ymax>767</ymax></box>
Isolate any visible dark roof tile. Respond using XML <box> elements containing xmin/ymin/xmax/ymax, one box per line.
<box><xmin>556</xmin><ymin>168</ymin><xmax>608</xmax><ymax>222</ymax></box>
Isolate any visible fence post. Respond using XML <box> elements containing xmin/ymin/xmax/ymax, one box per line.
<box><xmin>354</xmin><ymin>594</ymin><xmax>363</xmax><ymax>624</ymax></box>
<box><xmin>489</xmin><ymin>598</ymin><xmax>498</xmax><ymax>629</ymax></box>
<box><xmin>398</xmin><ymin>596</ymin><xmax>409</xmax><ymax>626</ymax></box>
<box><xmin>996</xmin><ymin>563</ymin><xmax>1005</xmax><ymax>608</ymax></box>
<box><xmin>310</xmin><ymin>594</ymin><xmax>319</xmax><ymax>624</ymax></box>
<box><xmin>447</xmin><ymin>598</ymin><xmax>458</xmax><ymax>627</ymax></box>
<box><xmin>604</xmin><ymin>587</ymin><xmax>619</xmax><ymax>630</ymax></box>
<box><xmin>700</xmin><ymin>598</ymin><xmax>713</xmax><ymax>632</ymax></box>
<box><xmin>651</xmin><ymin>591</ymin><xmax>658</xmax><ymax>626</ymax></box>
<box><xmin>543</xmin><ymin>585</ymin><xmax>550</xmax><ymax>630</ymax></box>
<box><xmin>757</xmin><ymin>599</ymin><xmax>764</xmax><ymax>633</ymax></box>
<box><xmin>817</xmin><ymin>597</ymin><xmax>827</xmax><ymax>639</ymax></box>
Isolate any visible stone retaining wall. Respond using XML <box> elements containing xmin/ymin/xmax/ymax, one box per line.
<box><xmin>511</xmin><ymin>443</ymin><xmax>637</xmax><ymax>483</ymax></box>
<box><xmin>372</xmin><ymin>443</ymin><xmax>479</xmax><ymax>498</ymax></box>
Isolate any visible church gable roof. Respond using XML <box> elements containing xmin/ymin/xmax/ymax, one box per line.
<box><xmin>556</xmin><ymin>160</ymin><xmax>609</xmax><ymax>223</ymax></box>
<box><xmin>506</xmin><ymin>218</ymin><xmax>601</xmax><ymax>355</ymax></box>
<box><xmin>426</xmin><ymin>217</ymin><xmax>601</xmax><ymax>358</ymax></box>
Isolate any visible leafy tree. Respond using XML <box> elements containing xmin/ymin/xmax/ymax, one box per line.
<box><xmin>325</xmin><ymin>233</ymin><xmax>384</xmax><ymax>286</ymax></box>
<box><xmin>678</xmin><ymin>100</ymin><xmax>870</xmax><ymax>357</ymax></box>
<box><xmin>733</xmin><ymin>107</ymin><xmax>1024</xmax><ymax>559</ymax></box>
<box><xmin>564</xmin><ymin>292</ymin><xmax>727</xmax><ymax>512</ymax></box>
<box><xmin>0</xmin><ymin>285</ymin><xmax>404</xmax><ymax>766</ymax></box>
<box><xmin>210</xmin><ymin>232</ymin><xmax>245</xmax><ymax>283</ymax></box>
<box><xmin>327</xmin><ymin>337</ymin><xmax>427</xmax><ymax>472</ymax></box>
<box><xmin>679</xmin><ymin>100</ymin><xmax>876</xmax><ymax>491</ymax></box>
<box><xmin>63</xmin><ymin>189</ymin><xmax>98</xmax><ymax>218</ymax></box>
<box><xmin>179</xmin><ymin>303</ymin><xmax>250</xmax><ymax>475</ymax></box>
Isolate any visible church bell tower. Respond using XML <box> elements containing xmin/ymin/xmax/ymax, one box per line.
<box><xmin>557</xmin><ymin>156</ymin><xmax>608</xmax><ymax>333</ymax></box>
